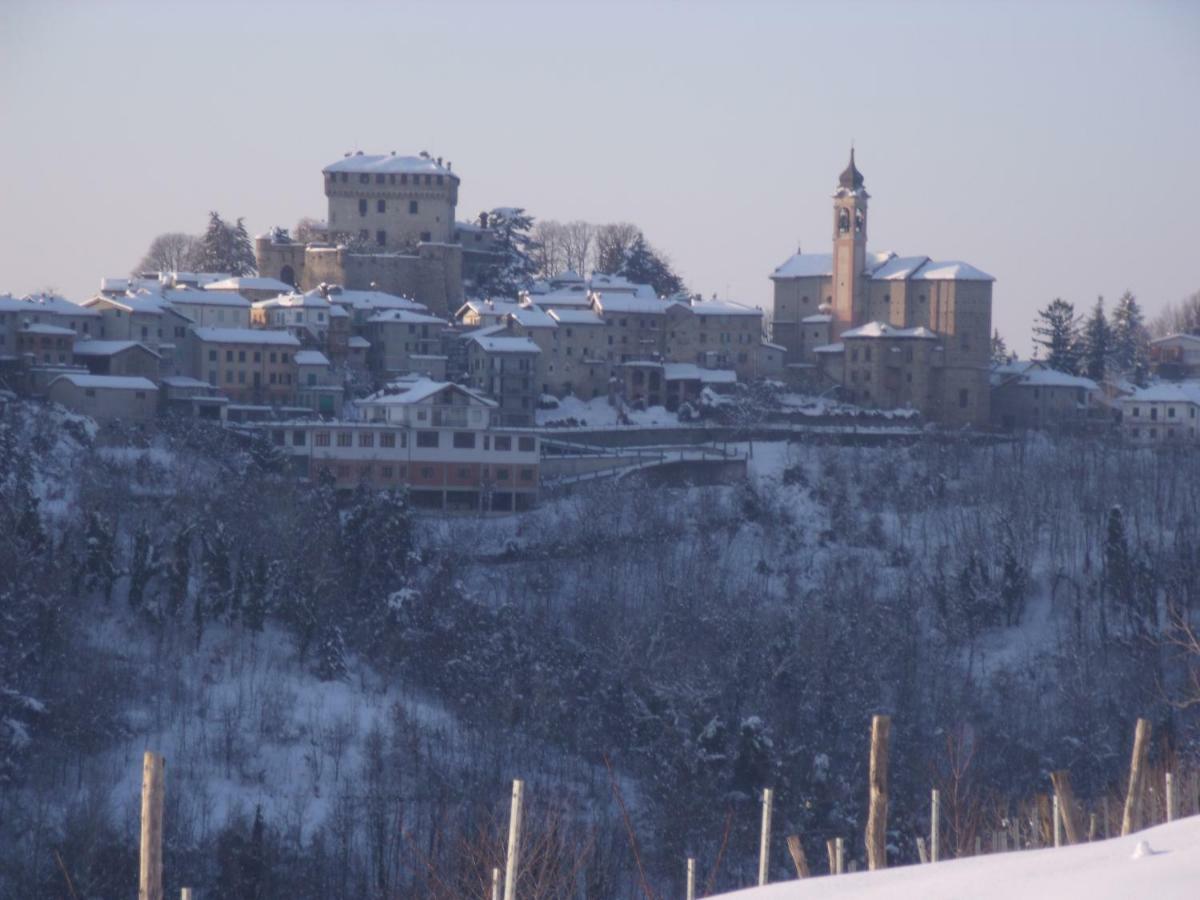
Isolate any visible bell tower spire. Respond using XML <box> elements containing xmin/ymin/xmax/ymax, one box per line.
<box><xmin>832</xmin><ymin>147</ymin><xmax>869</xmax><ymax>337</ymax></box>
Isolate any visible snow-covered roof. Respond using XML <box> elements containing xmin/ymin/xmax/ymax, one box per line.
<box><xmin>323</xmin><ymin>152</ymin><xmax>456</xmax><ymax>177</ymax></box>
<box><xmin>842</xmin><ymin>322</ymin><xmax>937</xmax><ymax>339</ymax></box>
<box><xmin>469</xmin><ymin>334</ymin><xmax>541</xmax><ymax>354</ymax></box>
<box><xmin>324</xmin><ymin>287</ymin><xmax>427</xmax><ymax>312</ymax></box>
<box><xmin>548</xmin><ymin>308</ymin><xmax>604</xmax><ymax>326</ymax></box>
<box><xmin>161</xmin><ymin>375</ymin><xmax>214</xmax><ymax>388</ymax></box>
<box><xmin>366</xmin><ymin>309</ymin><xmax>448</xmax><ymax>325</ymax></box>
<box><xmin>813</xmin><ymin>342</ymin><xmax>845</xmax><ymax>354</ymax></box>
<box><xmin>20</xmin><ymin>293</ymin><xmax>101</xmax><ymax>316</ymax></box>
<box><xmin>71</xmin><ymin>340</ymin><xmax>160</xmax><ymax>358</ymax></box>
<box><xmin>534</xmin><ymin>287</ymin><xmax>595</xmax><ymax>308</ymax></box>
<box><xmin>550</xmin><ymin>269</ymin><xmax>585</xmax><ymax>284</ymax></box>
<box><xmin>191</xmin><ymin>327</ymin><xmax>300</xmax><ymax>346</ymax></box>
<box><xmin>1018</xmin><ymin>369</ymin><xmax>1099</xmax><ymax>390</ymax></box>
<box><xmin>589</xmin><ymin>273</ymin><xmax>656</xmax><ymax>298</ymax></box>
<box><xmin>911</xmin><ymin>260</ymin><xmax>995</xmax><ymax>282</ymax></box>
<box><xmin>457</xmin><ymin>298</ymin><xmax>524</xmax><ymax>319</ymax></box>
<box><xmin>670</xmin><ymin>299</ymin><xmax>762</xmax><ymax>317</ymax></box>
<box><xmin>294</xmin><ymin>350</ymin><xmax>331</xmax><ymax>366</ymax></box>
<box><xmin>21</xmin><ymin>323</ymin><xmax>77</xmax><ymax>336</ymax></box>
<box><xmin>253</xmin><ymin>290</ymin><xmax>349</xmax><ymax>316</ymax></box>
<box><xmin>772</xmin><ymin>253</ymin><xmax>833</xmax><ymax>279</ymax></box>
<box><xmin>347</xmin><ymin>336</ymin><xmax>370</xmax><ymax>348</ymax></box>
<box><xmin>761</xmin><ymin>341</ymin><xmax>787</xmax><ymax>351</ymax></box>
<box><xmin>362</xmin><ymin>377</ymin><xmax>495</xmax><ymax>407</ymax></box>
<box><xmin>870</xmin><ymin>255</ymin><xmax>931</xmax><ymax>280</ymax></box>
<box><xmin>1125</xmin><ymin>382</ymin><xmax>1200</xmax><ymax>404</ymax></box>
<box><xmin>1151</xmin><ymin>333</ymin><xmax>1200</xmax><ymax>347</ymax></box>
<box><xmin>84</xmin><ymin>291</ymin><xmax>174</xmax><ymax>315</ymax></box>
<box><xmin>593</xmin><ymin>294</ymin><xmax>669</xmax><ymax>315</ymax></box>
<box><xmin>205</xmin><ymin>277</ymin><xmax>293</xmax><ymax>293</ymax></box>
<box><xmin>164</xmin><ymin>288</ymin><xmax>250</xmax><ymax>308</ymax></box>
<box><xmin>509</xmin><ymin>305</ymin><xmax>556</xmax><ymax>328</ymax></box>
<box><xmin>49</xmin><ymin>374</ymin><xmax>157</xmax><ymax>391</ymax></box>
<box><xmin>802</xmin><ymin>313</ymin><xmax>833</xmax><ymax>324</ymax></box>
<box><xmin>662</xmin><ymin>363</ymin><xmax>737</xmax><ymax>384</ymax></box>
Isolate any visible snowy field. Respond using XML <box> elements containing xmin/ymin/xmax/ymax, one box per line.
<box><xmin>717</xmin><ymin>816</ymin><xmax>1200</xmax><ymax>899</ymax></box>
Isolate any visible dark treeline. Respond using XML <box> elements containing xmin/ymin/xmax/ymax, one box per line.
<box><xmin>1</xmin><ymin>405</ymin><xmax>1198</xmax><ymax>898</ymax></box>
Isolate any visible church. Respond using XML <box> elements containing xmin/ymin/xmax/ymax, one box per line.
<box><xmin>770</xmin><ymin>151</ymin><xmax>994</xmax><ymax>426</ymax></box>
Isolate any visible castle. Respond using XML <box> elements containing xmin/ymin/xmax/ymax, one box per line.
<box><xmin>770</xmin><ymin>151</ymin><xmax>994</xmax><ymax>426</ymax></box>
<box><xmin>255</xmin><ymin>152</ymin><xmax>503</xmax><ymax>318</ymax></box>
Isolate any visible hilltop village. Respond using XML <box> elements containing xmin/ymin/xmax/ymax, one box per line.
<box><xmin>2</xmin><ymin>150</ymin><xmax>1197</xmax><ymax>510</ymax></box>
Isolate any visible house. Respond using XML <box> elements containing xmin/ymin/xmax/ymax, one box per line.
<box><xmin>591</xmin><ymin>293</ymin><xmax>669</xmax><ymax>363</ymax></box>
<box><xmin>990</xmin><ymin>360</ymin><xmax>1100</xmax><ymax>431</ymax></box>
<box><xmin>1120</xmin><ymin>382</ymin><xmax>1200</xmax><ymax>443</ymax></box>
<box><xmin>71</xmin><ymin>341</ymin><xmax>161</xmax><ymax>379</ymax></box>
<box><xmin>82</xmin><ymin>291</ymin><xmax>193</xmax><ymax>372</ymax></box>
<box><xmin>17</xmin><ymin>324</ymin><xmax>76</xmax><ymax>366</ymax></box>
<box><xmin>466</xmin><ymin>333</ymin><xmax>541</xmax><ymax>426</ymax></box>
<box><xmin>294</xmin><ymin>349</ymin><xmax>343</xmax><ymax>417</ymax></box>
<box><xmin>362</xmin><ymin>309</ymin><xmax>450</xmax><ymax>378</ymax></box>
<box><xmin>1150</xmin><ymin>333</ymin><xmax>1200</xmax><ymax>380</ymax></box>
<box><xmin>46</xmin><ymin>374</ymin><xmax>158</xmax><ymax>422</ymax></box>
<box><xmin>265</xmin><ymin>378</ymin><xmax>540</xmax><ymax>511</ymax></box>
<box><xmin>204</xmin><ymin>276</ymin><xmax>294</xmax><ymax>303</ymax></box>
<box><xmin>160</xmin><ymin>375</ymin><xmax>228</xmax><ymax>421</ymax></box>
<box><xmin>190</xmin><ymin>327</ymin><xmax>301</xmax><ymax>404</ymax></box>
<box><xmin>665</xmin><ymin>298</ymin><xmax>764</xmax><ymax>379</ymax></box>
<box><xmin>544</xmin><ymin>308</ymin><xmax>609</xmax><ymax>399</ymax></box>
<box><xmin>162</xmin><ymin>287</ymin><xmax>251</xmax><ymax>328</ymax></box>
<box><xmin>321</xmin><ymin>285</ymin><xmax>430</xmax><ymax>325</ymax></box>
<box><xmin>250</xmin><ymin>289</ymin><xmax>350</xmax><ymax>358</ymax></box>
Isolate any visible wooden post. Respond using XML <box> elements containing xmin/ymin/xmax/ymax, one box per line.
<box><xmin>139</xmin><ymin>751</ymin><xmax>165</xmax><ymax>900</ymax></box>
<box><xmin>491</xmin><ymin>867</ymin><xmax>500</xmax><ymax>900</ymax></box>
<box><xmin>931</xmin><ymin>789</ymin><xmax>940</xmax><ymax>863</ymax></box>
<box><xmin>826</xmin><ymin>838</ymin><xmax>837</xmax><ymax>875</ymax></box>
<box><xmin>1121</xmin><ymin>718</ymin><xmax>1151</xmax><ymax>836</ymax></box>
<box><xmin>785</xmin><ymin>835</ymin><xmax>810</xmax><ymax>878</ymax></box>
<box><xmin>1049</xmin><ymin>771</ymin><xmax>1081</xmax><ymax>845</ymax></box>
<box><xmin>758</xmin><ymin>788</ymin><xmax>773</xmax><ymax>886</ymax></box>
<box><xmin>1165</xmin><ymin>772</ymin><xmax>1175</xmax><ymax>823</ymax></box>
<box><xmin>686</xmin><ymin>857</ymin><xmax>696</xmax><ymax>900</ymax></box>
<box><xmin>181</xmin><ymin>891</ymin><xmax>192</xmax><ymax>900</ymax></box>
<box><xmin>1088</xmin><ymin>813</ymin><xmax>1098</xmax><ymax>842</ymax></box>
<box><xmin>835</xmin><ymin>837</ymin><xmax>844</xmax><ymax>875</ymax></box>
<box><xmin>916</xmin><ymin>837</ymin><xmax>928</xmax><ymax>864</ymax></box>
<box><xmin>865</xmin><ymin>715</ymin><xmax>890</xmax><ymax>871</ymax></box>
<box><xmin>1052</xmin><ymin>794</ymin><xmax>1061</xmax><ymax>848</ymax></box>
<box><xmin>503</xmin><ymin>779</ymin><xmax>524</xmax><ymax>900</ymax></box>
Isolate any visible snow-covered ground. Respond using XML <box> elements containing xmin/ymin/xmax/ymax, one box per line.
<box><xmin>537</xmin><ymin>394</ymin><xmax>677</xmax><ymax>427</ymax></box>
<box><xmin>716</xmin><ymin>816</ymin><xmax>1200</xmax><ymax>899</ymax></box>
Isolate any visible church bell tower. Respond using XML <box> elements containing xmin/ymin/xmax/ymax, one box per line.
<box><xmin>831</xmin><ymin>148</ymin><xmax>869</xmax><ymax>337</ymax></box>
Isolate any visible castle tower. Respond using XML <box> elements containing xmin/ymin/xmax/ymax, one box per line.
<box><xmin>831</xmin><ymin>148</ymin><xmax>869</xmax><ymax>337</ymax></box>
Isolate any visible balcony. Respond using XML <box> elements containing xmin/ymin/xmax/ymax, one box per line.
<box><xmin>430</xmin><ymin>407</ymin><xmax>474</xmax><ymax>428</ymax></box>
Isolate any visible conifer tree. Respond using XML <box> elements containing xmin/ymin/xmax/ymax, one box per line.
<box><xmin>473</xmin><ymin>207</ymin><xmax>539</xmax><ymax>298</ymax></box>
<box><xmin>618</xmin><ymin>232</ymin><xmax>685</xmax><ymax>296</ymax></box>
<box><xmin>1081</xmin><ymin>296</ymin><xmax>1112</xmax><ymax>381</ymax></box>
<box><xmin>1110</xmin><ymin>291</ymin><xmax>1150</xmax><ymax>384</ymax></box>
<box><xmin>990</xmin><ymin>329</ymin><xmax>1010</xmax><ymax>366</ymax></box>
<box><xmin>193</xmin><ymin>212</ymin><xmax>257</xmax><ymax>276</ymax></box>
<box><xmin>1033</xmin><ymin>298</ymin><xmax>1080</xmax><ymax>374</ymax></box>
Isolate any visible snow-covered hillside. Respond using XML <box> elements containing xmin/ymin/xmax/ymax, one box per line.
<box><xmin>718</xmin><ymin>817</ymin><xmax>1200</xmax><ymax>900</ymax></box>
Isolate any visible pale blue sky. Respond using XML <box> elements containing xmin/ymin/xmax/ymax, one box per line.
<box><xmin>1</xmin><ymin>0</ymin><xmax>1197</xmax><ymax>352</ymax></box>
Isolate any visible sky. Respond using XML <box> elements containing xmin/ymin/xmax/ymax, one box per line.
<box><xmin>1</xmin><ymin>0</ymin><xmax>1197</xmax><ymax>354</ymax></box>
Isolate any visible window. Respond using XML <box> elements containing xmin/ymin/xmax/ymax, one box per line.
<box><xmin>359</xmin><ymin>199</ymin><xmax>368</xmax><ymax>216</ymax></box>
<box><xmin>238</xmin><ymin>371</ymin><xmax>246</xmax><ymax>384</ymax></box>
<box><xmin>377</xmin><ymin>199</ymin><xmax>386</xmax><ymax>213</ymax></box>
<box><xmin>453</xmin><ymin>432</ymin><xmax>475</xmax><ymax>449</ymax></box>
<box><xmin>497</xmin><ymin>468</ymin><xmax>509</xmax><ymax>480</ymax></box>
<box><xmin>315</xmin><ymin>431</ymin><xmax>331</xmax><ymax>446</ymax></box>
<box><xmin>436</xmin><ymin>174</ymin><xmax>444</xmax><ymax>185</ymax></box>
<box><xmin>380</xmin><ymin>432</ymin><xmax>396</xmax><ymax>448</ymax></box>
<box><xmin>456</xmin><ymin>467</ymin><xmax>470</xmax><ymax>479</ymax></box>
<box><xmin>409</xmin><ymin>200</ymin><xmax>418</xmax><ymax>214</ymax></box>
<box><xmin>417</xmin><ymin>431</ymin><xmax>439</xmax><ymax>448</ymax></box>
<box><xmin>292</xmin><ymin>431</ymin><xmax>306</xmax><ymax>446</ymax></box>
<box><xmin>518</xmin><ymin>436</ymin><xmax>535</xmax><ymax>452</ymax></box>
<box><xmin>1168</xmin><ymin>407</ymin><xmax>1176</xmax><ymax>418</ymax></box>
<box><xmin>420</xmin><ymin>466</ymin><xmax>434</xmax><ymax>479</ymax></box>
<box><xmin>359</xmin><ymin>174</ymin><xmax>369</xmax><ymax>184</ymax></box>
<box><xmin>376</xmin><ymin>230</ymin><xmax>387</xmax><ymax>247</ymax></box>
<box><xmin>208</xmin><ymin>349</ymin><xmax>217</xmax><ymax>361</ymax></box>
<box><xmin>400</xmin><ymin>174</ymin><xmax>408</xmax><ymax>185</ymax></box>
<box><xmin>494</xmin><ymin>435</ymin><xmax>512</xmax><ymax>451</ymax></box>
<box><xmin>375</xmin><ymin>174</ymin><xmax>385</xmax><ymax>184</ymax></box>
<box><xmin>359</xmin><ymin>432</ymin><xmax>374</xmax><ymax>447</ymax></box>
<box><xmin>226</xmin><ymin>350</ymin><xmax>234</xmax><ymax>362</ymax></box>
<box><xmin>381</xmin><ymin>466</ymin><xmax>393</xmax><ymax>478</ymax></box>
<box><xmin>959</xmin><ymin>388</ymin><xmax>969</xmax><ymax>409</ymax></box>
<box><xmin>420</xmin><ymin>231</ymin><xmax>431</xmax><ymax>242</ymax></box>
<box><xmin>337</xmin><ymin>432</ymin><xmax>352</xmax><ymax>447</ymax></box>
<box><xmin>519</xmin><ymin>468</ymin><xmax>534</xmax><ymax>482</ymax></box>
<box><xmin>85</xmin><ymin>388</ymin><xmax>96</xmax><ymax>397</ymax></box>
<box><xmin>253</xmin><ymin>351</ymin><xmax>261</xmax><ymax>363</ymax></box>
<box><xmin>238</xmin><ymin>351</ymin><xmax>246</xmax><ymax>362</ymax></box>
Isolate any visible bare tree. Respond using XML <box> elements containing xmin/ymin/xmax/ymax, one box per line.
<box><xmin>595</xmin><ymin>222</ymin><xmax>640</xmax><ymax>273</ymax></box>
<box><xmin>294</xmin><ymin>216</ymin><xmax>328</xmax><ymax>244</ymax></box>
<box><xmin>559</xmin><ymin>220</ymin><xmax>596</xmax><ymax>275</ymax></box>
<box><xmin>1151</xmin><ymin>289</ymin><xmax>1200</xmax><ymax>336</ymax></box>
<box><xmin>531</xmin><ymin>221</ymin><xmax>566</xmax><ymax>278</ymax></box>
<box><xmin>134</xmin><ymin>232</ymin><xmax>199</xmax><ymax>274</ymax></box>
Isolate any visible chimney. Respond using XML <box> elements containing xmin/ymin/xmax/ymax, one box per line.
<box><xmin>479</xmin><ymin>211</ymin><xmax>489</xmax><ymax>228</ymax></box>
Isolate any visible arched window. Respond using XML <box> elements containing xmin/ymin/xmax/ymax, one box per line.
<box><xmin>280</xmin><ymin>265</ymin><xmax>295</xmax><ymax>286</ymax></box>
<box><xmin>838</xmin><ymin>209</ymin><xmax>850</xmax><ymax>233</ymax></box>
<box><xmin>855</xmin><ymin>208</ymin><xmax>864</xmax><ymax>233</ymax></box>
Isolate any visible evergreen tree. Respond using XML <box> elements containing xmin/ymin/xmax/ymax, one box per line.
<box><xmin>1080</xmin><ymin>296</ymin><xmax>1112</xmax><ymax>381</ymax></box>
<box><xmin>1033</xmin><ymin>298</ymin><xmax>1080</xmax><ymax>374</ymax></box>
<box><xmin>166</xmin><ymin>524</ymin><xmax>192</xmax><ymax>618</ymax></box>
<box><xmin>82</xmin><ymin>512</ymin><xmax>118</xmax><ymax>603</ymax></box>
<box><xmin>472</xmin><ymin>207</ymin><xmax>539</xmax><ymax>297</ymax></box>
<box><xmin>617</xmin><ymin>232</ymin><xmax>685</xmax><ymax>296</ymax></box>
<box><xmin>1110</xmin><ymin>291</ymin><xmax>1150</xmax><ymax>384</ymax></box>
<box><xmin>126</xmin><ymin>523</ymin><xmax>158</xmax><ymax>616</ymax></box>
<box><xmin>990</xmin><ymin>329</ymin><xmax>1010</xmax><ymax>366</ymax></box>
<box><xmin>193</xmin><ymin>212</ymin><xmax>257</xmax><ymax>276</ymax></box>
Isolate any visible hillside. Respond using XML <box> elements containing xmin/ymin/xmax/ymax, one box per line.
<box><xmin>718</xmin><ymin>816</ymin><xmax>1200</xmax><ymax>899</ymax></box>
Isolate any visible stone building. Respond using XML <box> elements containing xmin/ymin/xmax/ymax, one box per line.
<box><xmin>770</xmin><ymin>151</ymin><xmax>994</xmax><ymax>426</ymax></box>
<box><xmin>46</xmin><ymin>374</ymin><xmax>158</xmax><ymax>422</ymax></box>
<box><xmin>255</xmin><ymin>152</ymin><xmax>468</xmax><ymax>317</ymax></box>
<box><xmin>990</xmin><ymin>360</ymin><xmax>1100</xmax><ymax>431</ymax></box>
<box><xmin>466</xmin><ymin>333</ymin><xmax>540</xmax><ymax>426</ymax></box>
<box><xmin>190</xmin><ymin>327</ymin><xmax>301</xmax><ymax>405</ymax></box>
